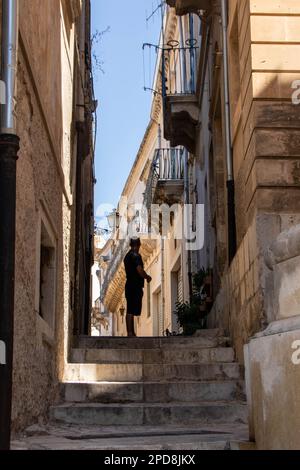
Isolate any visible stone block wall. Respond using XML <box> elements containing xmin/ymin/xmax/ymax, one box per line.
<box><xmin>207</xmin><ymin>0</ymin><xmax>300</xmax><ymax>361</ymax></box>
<box><xmin>208</xmin><ymin>214</ymin><xmax>262</xmax><ymax>361</ymax></box>
<box><xmin>245</xmin><ymin>223</ymin><xmax>300</xmax><ymax>449</ymax></box>
<box><xmin>10</xmin><ymin>0</ymin><xmax>80</xmax><ymax>433</ymax></box>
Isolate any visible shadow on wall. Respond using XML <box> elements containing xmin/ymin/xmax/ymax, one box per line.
<box><xmin>12</xmin><ymin>0</ymin><xmax>65</xmax><ymax>433</ymax></box>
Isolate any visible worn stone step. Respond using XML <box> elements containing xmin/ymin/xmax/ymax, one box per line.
<box><xmin>63</xmin><ymin>380</ymin><xmax>245</xmax><ymax>403</ymax></box>
<box><xmin>12</xmin><ymin>422</ymin><xmax>251</xmax><ymax>450</ymax></box>
<box><xmin>50</xmin><ymin>401</ymin><xmax>248</xmax><ymax>426</ymax></box>
<box><xmin>65</xmin><ymin>362</ymin><xmax>242</xmax><ymax>383</ymax></box>
<box><xmin>70</xmin><ymin>347</ymin><xmax>235</xmax><ymax>364</ymax></box>
<box><xmin>75</xmin><ymin>331</ymin><xmax>230</xmax><ymax>350</ymax></box>
<box><xmin>10</xmin><ymin>436</ymin><xmax>240</xmax><ymax>451</ymax></box>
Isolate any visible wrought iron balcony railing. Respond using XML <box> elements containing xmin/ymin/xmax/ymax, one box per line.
<box><xmin>100</xmin><ymin>238</ymin><xmax>128</xmax><ymax>302</ymax></box>
<box><xmin>156</xmin><ymin>147</ymin><xmax>184</xmax><ymax>180</ymax></box>
<box><xmin>162</xmin><ymin>40</ymin><xmax>198</xmax><ymax>97</ymax></box>
<box><xmin>144</xmin><ymin>148</ymin><xmax>184</xmax><ymax>211</ymax></box>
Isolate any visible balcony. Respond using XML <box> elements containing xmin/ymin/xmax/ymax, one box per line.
<box><xmin>145</xmin><ymin>148</ymin><xmax>184</xmax><ymax>207</ymax></box>
<box><xmin>163</xmin><ymin>43</ymin><xmax>200</xmax><ymax>154</ymax></box>
<box><xmin>166</xmin><ymin>0</ymin><xmax>212</xmax><ymax>15</ymax></box>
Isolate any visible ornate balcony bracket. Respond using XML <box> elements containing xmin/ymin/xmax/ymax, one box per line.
<box><xmin>166</xmin><ymin>0</ymin><xmax>212</xmax><ymax>15</ymax></box>
<box><xmin>154</xmin><ymin>180</ymin><xmax>184</xmax><ymax>206</ymax></box>
<box><xmin>164</xmin><ymin>94</ymin><xmax>200</xmax><ymax>155</ymax></box>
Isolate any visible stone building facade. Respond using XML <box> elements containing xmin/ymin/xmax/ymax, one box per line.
<box><xmin>0</xmin><ymin>0</ymin><xmax>95</xmax><ymax>433</ymax></box>
<box><xmin>168</xmin><ymin>0</ymin><xmax>300</xmax><ymax>450</ymax></box>
<box><xmin>100</xmin><ymin>0</ymin><xmax>300</xmax><ymax>449</ymax></box>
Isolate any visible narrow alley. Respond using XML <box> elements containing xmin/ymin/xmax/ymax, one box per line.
<box><xmin>1</xmin><ymin>0</ymin><xmax>300</xmax><ymax>455</ymax></box>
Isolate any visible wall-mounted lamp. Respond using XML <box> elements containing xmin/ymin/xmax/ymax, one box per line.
<box><xmin>119</xmin><ymin>306</ymin><xmax>125</xmax><ymax>317</ymax></box>
<box><xmin>107</xmin><ymin>209</ymin><xmax>120</xmax><ymax>232</ymax></box>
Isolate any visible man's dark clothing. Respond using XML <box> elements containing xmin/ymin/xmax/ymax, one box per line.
<box><xmin>124</xmin><ymin>250</ymin><xmax>144</xmax><ymax>316</ymax></box>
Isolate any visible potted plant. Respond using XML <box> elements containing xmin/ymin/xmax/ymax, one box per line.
<box><xmin>174</xmin><ymin>267</ymin><xmax>213</xmax><ymax>335</ymax></box>
<box><xmin>174</xmin><ymin>301</ymin><xmax>203</xmax><ymax>336</ymax></box>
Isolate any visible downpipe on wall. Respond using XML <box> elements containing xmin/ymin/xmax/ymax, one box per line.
<box><xmin>221</xmin><ymin>0</ymin><xmax>237</xmax><ymax>263</ymax></box>
<box><xmin>179</xmin><ymin>18</ymin><xmax>193</xmax><ymax>303</ymax></box>
<box><xmin>157</xmin><ymin>125</ymin><xmax>166</xmax><ymax>335</ymax></box>
<box><xmin>0</xmin><ymin>0</ymin><xmax>20</xmax><ymax>450</ymax></box>
<box><xmin>184</xmin><ymin>149</ymin><xmax>193</xmax><ymax>303</ymax></box>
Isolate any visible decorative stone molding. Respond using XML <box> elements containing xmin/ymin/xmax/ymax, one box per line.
<box><xmin>252</xmin><ymin>316</ymin><xmax>300</xmax><ymax>339</ymax></box>
<box><xmin>154</xmin><ymin>180</ymin><xmax>184</xmax><ymax>206</ymax></box>
<box><xmin>264</xmin><ymin>223</ymin><xmax>300</xmax><ymax>322</ymax></box>
<box><xmin>166</xmin><ymin>0</ymin><xmax>212</xmax><ymax>15</ymax></box>
<box><xmin>265</xmin><ymin>224</ymin><xmax>300</xmax><ymax>270</ymax></box>
<box><xmin>164</xmin><ymin>94</ymin><xmax>200</xmax><ymax>154</ymax></box>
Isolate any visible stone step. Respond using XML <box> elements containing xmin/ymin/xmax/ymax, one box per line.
<box><xmin>65</xmin><ymin>362</ymin><xmax>242</xmax><ymax>383</ymax></box>
<box><xmin>63</xmin><ymin>380</ymin><xmax>245</xmax><ymax>403</ymax></box>
<box><xmin>10</xmin><ymin>436</ymin><xmax>242</xmax><ymax>451</ymax></box>
<box><xmin>50</xmin><ymin>401</ymin><xmax>248</xmax><ymax>426</ymax></box>
<box><xmin>75</xmin><ymin>331</ymin><xmax>230</xmax><ymax>350</ymax></box>
<box><xmin>12</xmin><ymin>422</ymin><xmax>251</xmax><ymax>450</ymax></box>
<box><xmin>70</xmin><ymin>347</ymin><xmax>235</xmax><ymax>364</ymax></box>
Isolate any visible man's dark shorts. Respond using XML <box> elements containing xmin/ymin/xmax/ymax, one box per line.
<box><xmin>125</xmin><ymin>282</ymin><xmax>144</xmax><ymax>316</ymax></box>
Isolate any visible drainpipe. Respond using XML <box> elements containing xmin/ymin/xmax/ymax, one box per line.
<box><xmin>0</xmin><ymin>0</ymin><xmax>20</xmax><ymax>450</ymax></box>
<box><xmin>157</xmin><ymin>125</ymin><xmax>166</xmax><ymax>335</ymax></box>
<box><xmin>161</xmin><ymin>237</ymin><xmax>165</xmax><ymax>335</ymax></box>
<box><xmin>179</xmin><ymin>17</ymin><xmax>188</xmax><ymax>93</ymax></box>
<box><xmin>221</xmin><ymin>0</ymin><xmax>237</xmax><ymax>263</ymax></box>
<box><xmin>179</xmin><ymin>21</ymin><xmax>193</xmax><ymax>302</ymax></box>
<box><xmin>184</xmin><ymin>149</ymin><xmax>193</xmax><ymax>303</ymax></box>
<box><xmin>179</xmin><ymin>15</ymin><xmax>194</xmax><ymax>302</ymax></box>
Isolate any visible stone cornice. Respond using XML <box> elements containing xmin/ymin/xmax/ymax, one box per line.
<box><xmin>166</xmin><ymin>0</ymin><xmax>212</xmax><ymax>15</ymax></box>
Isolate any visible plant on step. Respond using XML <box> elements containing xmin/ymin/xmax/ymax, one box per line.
<box><xmin>174</xmin><ymin>301</ymin><xmax>203</xmax><ymax>336</ymax></box>
<box><xmin>174</xmin><ymin>268</ymin><xmax>213</xmax><ymax>336</ymax></box>
<box><xmin>192</xmin><ymin>267</ymin><xmax>213</xmax><ymax>312</ymax></box>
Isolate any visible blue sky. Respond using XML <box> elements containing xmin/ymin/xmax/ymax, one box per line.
<box><xmin>91</xmin><ymin>0</ymin><xmax>162</xmax><ymax>229</ymax></box>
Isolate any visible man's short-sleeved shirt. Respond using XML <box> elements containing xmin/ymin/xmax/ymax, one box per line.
<box><xmin>124</xmin><ymin>250</ymin><xmax>144</xmax><ymax>289</ymax></box>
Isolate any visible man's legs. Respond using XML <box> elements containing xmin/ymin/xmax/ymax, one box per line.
<box><xmin>126</xmin><ymin>314</ymin><xmax>136</xmax><ymax>337</ymax></box>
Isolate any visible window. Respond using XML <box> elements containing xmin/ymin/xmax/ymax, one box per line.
<box><xmin>38</xmin><ymin>219</ymin><xmax>57</xmax><ymax>330</ymax></box>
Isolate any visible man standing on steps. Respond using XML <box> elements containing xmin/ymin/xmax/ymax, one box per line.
<box><xmin>124</xmin><ymin>238</ymin><xmax>152</xmax><ymax>337</ymax></box>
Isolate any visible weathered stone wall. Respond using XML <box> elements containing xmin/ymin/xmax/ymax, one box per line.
<box><xmin>11</xmin><ymin>1</ymin><xmax>79</xmax><ymax>433</ymax></box>
<box><xmin>209</xmin><ymin>211</ymin><xmax>300</xmax><ymax>362</ymax></box>
<box><xmin>208</xmin><ymin>0</ymin><xmax>300</xmax><ymax>361</ymax></box>
<box><xmin>245</xmin><ymin>321</ymin><xmax>300</xmax><ymax>450</ymax></box>
<box><xmin>13</xmin><ymin>51</ymin><xmax>62</xmax><ymax>433</ymax></box>
<box><xmin>208</xmin><ymin>214</ymin><xmax>262</xmax><ymax>361</ymax></box>
<box><xmin>230</xmin><ymin>0</ymin><xmax>300</xmax><ymax>239</ymax></box>
<box><xmin>245</xmin><ymin>224</ymin><xmax>300</xmax><ymax>449</ymax></box>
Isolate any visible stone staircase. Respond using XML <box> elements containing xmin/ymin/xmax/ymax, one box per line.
<box><xmin>12</xmin><ymin>329</ymin><xmax>252</xmax><ymax>450</ymax></box>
